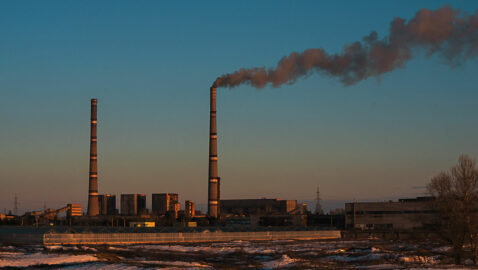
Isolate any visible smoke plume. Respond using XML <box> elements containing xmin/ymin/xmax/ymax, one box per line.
<box><xmin>213</xmin><ymin>6</ymin><xmax>478</xmax><ymax>89</ymax></box>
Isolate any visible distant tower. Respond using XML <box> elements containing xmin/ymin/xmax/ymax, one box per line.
<box><xmin>87</xmin><ymin>99</ymin><xmax>100</xmax><ymax>216</ymax></box>
<box><xmin>315</xmin><ymin>186</ymin><xmax>324</xmax><ymax>214</ymax></box>
<box><xmin>13</xmin><ymin>194</ymin><xmax>18</xmax><ymax>215</ymax></box>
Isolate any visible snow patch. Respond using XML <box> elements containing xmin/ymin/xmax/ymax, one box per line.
<box><xmin>328</xmin><ymin>253</ymin><xmax>383</xmax><ymax>262</ymax></box>
<box><xmin>131</xmin><ymin>259</ymin><xmax>210</xmax><ymax>267</ymax></box>
<box><xmin>81</xmin><ymin>246</ymin><xmax>98</xmax><ymax>252</ymax></box>
<box><xmin>0</xmin><ymin>246</ymin><xmax>16</xmax><ymax>251</ymax></box>
<box><xmin>262</xmin><ymin>255</ymin><xmax>297</xmax><ymax>269</ymax></box>
<box><xmin>45</xmin><ymin>245</ymin><xmax>64</xmax><ymax>250</ymax></box>
<box><xmin>362</xmin><ymin>263</ymin><xmax>400</xmax><ymax>269</ymax></box>
<box><xmin>45</xmin><ymin>245</ymin><xmax>81</xmax><ymax>251</ymax></box>
<box><xmin>61</xmin><ymin>262</ymin><xmax>142</xmax><ymax>269</ymax></box>
<box><xmin>0</xmin><ymin>253</ymin><xmax>98</xmax><ymax>267</ymax></box>
<box><xmin>130</xmin><ymin>244</ymin><xmax>275</xmax><ymax>255</ymax></box>
<box><xmin>431</xmin><ymin>246</ymin><xmax>452</xmax><ymax>253</ymax></box>
<box><xmin>0</xmin><ymin>251</ymin><xmax>20</xmax><ymax>256</ymax></box>
<box><xmin>108</xmin><ymin>246</ymin><xmax>127</xmax><ymax>251</ymax></box>
<box><xmin>399</xmin><ymin>255</ymin><xmax>439</xmax><ymax>264</ymax></box>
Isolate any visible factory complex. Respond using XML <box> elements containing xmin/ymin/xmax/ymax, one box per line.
<box><xmin>0</xmin><ymin>89</ymin><xmax>449</xmax><ymax>243</ymax></box>
<box><xmin>0</xmin><ymin>92</ymin><xmax>314</xmax><ymax>230</ymax></box>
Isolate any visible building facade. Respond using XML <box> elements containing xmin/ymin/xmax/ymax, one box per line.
<box><xmin>98</xmin><ymin>194</ymin><xmax>116</xmax><ymax>215</ymax></box>
<box><xmin>345</xmin><ymin>197</ymin><xmax>437</xmax><ymax>230</ymax></box>
<box><xmin>66</xmin><ymin>204</ymin><xmax>82</xmax><ymax>217</ymax></box>
<box><xmin>220</xmin><ymin>199</ymin><xmax>299</xmax><ymax>216</ymax></box>
<box><xmin>120</xmin><ymin>194</ymin><xmax>146</xmax><ymax>216</ymax></box>
<box><xmin>185</xmin><ymin>200</ymin><xmax>195</xmax><ymax>218</ymax></box>
<box><xmin>152</xmin><ymin>193</ymin><xmax>179</xmax><ymax>216</ymax></box>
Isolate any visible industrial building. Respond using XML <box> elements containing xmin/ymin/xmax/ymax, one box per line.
<box><xmin>66</xmin><ymin>204</ymin><xmax>82</xmax><ymax>217</ymax></box>
<box><xmin>185</xmin><ymin>200</ymin><xmax>195</xmax><ymax>218</ymax></box>
<box><xmin>98</xmin><ymin>194</ymin><xmax>116</xmax><ymax>215</ymax></box>
<box><xmin>221</xmin><ymin>199</ymin><xmax>299</xmax><ymax>216</ymax></box>
<box><xmin>19</xmin><ymin>204</ymin><xmax>82</xmax><ymax>226</ymax></box>
<box><xmin>129</xmin><ymin>221</ymin><xmax>155</xmax><ymax>228</ymax></box>
<box><xmin>220</xmin><ymin>199</ymin><xmax>306</xmax><ymax>226</ymax></box>
<box><xmin>345</xmin><ymin>197</ymin><xmax>437</xmax><ymax>230</ymax></box>
<box><xmin>120</xmin><ymin>194</ymin><xmax>146</xmax><ymax>216</ymax></box>
<box><xmin>152</xmin><ymin>193</ymin><xmax>179</xmax><ymax>218</ymax></box>
<box><xmin>8</xmin><ymin>98</ymin><xmax>311</xmax><ymax>228</ymax></box>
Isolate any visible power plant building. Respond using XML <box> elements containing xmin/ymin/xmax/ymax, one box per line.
<box><xmin>221</xmin><ymin>199</ymin><xmax>299</xmax><ymax>216</ymax></box>
<box><xmin>152</xmin><ymin>193</ymin><xmax>179</xmax><ymax>216</ymax></box>
<box><xmin>98</xmin><ymin>194</ymin><xmax>116</xmax><ymax>215</ymax></box>
<box><xmin>66</xmin><ymin>204</ymin><xmax>82</xmax><ymax>217</ymax></box>
<box><xmin>120</xmin><ymin>194</ymin><xmax>146</xmax><ymax>216</ymax></box>
<box><xmin>185</xmin><ymin>200</ymin><xmax>195</xmax><ymax>218</ymax></box>
<box><xmin>345</xmin><ymin>197</ymin><xmax>438</xmax><ymax>230</ymax></box>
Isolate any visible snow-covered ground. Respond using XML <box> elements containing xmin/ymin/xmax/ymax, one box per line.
<box><xmin>0</xmin><ymin>240</ymin><xmax>470</xmax><ymax>269</ymax></box>
<box><xmin>0</xmin><ymin>253</ymin><xmax>98</xmax><ymax>268</ymax></box>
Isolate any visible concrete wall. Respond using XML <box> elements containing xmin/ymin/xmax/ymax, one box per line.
<box><xmin>342</xmin><ymin>230</ymin><xmax>441</xmax><ymax>241</ymax></box>
<box><xmin>43</xmin><ymin>230</ymin><xmax>341</xmax><ymax>245</ymax></box>
<box><xmin>0</xmin><ymin>227</ymin><xmax>45</xmax><ymax>245</ymax></box>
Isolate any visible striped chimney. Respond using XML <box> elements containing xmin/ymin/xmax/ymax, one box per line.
<box><xmin>208</xmin><ymin>87</ymin><xmax>220</xmax><ymax>218</ymax></box>
<box><xmin>87</xmin><ymin>98</ymin><xmax>99</xmax><ymax>216</ymax></box>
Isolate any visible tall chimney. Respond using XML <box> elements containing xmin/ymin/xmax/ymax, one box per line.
<box><xmin>87</xmin><ymin>98</ymin><xmax>99</xmax><ymax>216</ymax></box>
<box><xmin>208</xmin><ymin>87</ymin><xmax>220</xmax><ymax>218</ymax></box>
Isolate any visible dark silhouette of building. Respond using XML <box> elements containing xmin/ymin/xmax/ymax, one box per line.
<box><xmin>98</xmin><ymin>194</ymin><xmax>116</xmax><ymax>215</ymax></box>
<box><xmin>185</xmin><ymin>200</ymin><xmax>195</xmax><ymax>218</ymax></box>
<box><xmin>120</xmin><ymin>194</ymin><xmax>146</xmax><ymax>216</ymax></box>
<box><xmin>307</xmin><ymin>213</ymin><xmax>345</xmax><ymax>229</ymax></box>
<box><xmin>221</xmin><ymin>198</ymin><xmax>299</xmax><ymax>216</ymax></box>
<box><xmin>152</xmin><ymin>193</ymin><xmax>178</xmax><ymax>216</ymax></box>
<box><xmin>220</xmin><ymin>199</ymin><xmax>307</xmax><ymax>227</ymax></box>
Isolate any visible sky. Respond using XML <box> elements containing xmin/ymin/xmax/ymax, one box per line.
<box><xmin>1</xmin><ymin>1</ymin><xmax>478</xmax><ymax>214</ymax></box>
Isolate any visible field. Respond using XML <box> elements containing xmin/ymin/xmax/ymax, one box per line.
<box><xmin>0</xmin><ymin>239</ymin><xmax>473</xmax><ymax>269</ymax></box>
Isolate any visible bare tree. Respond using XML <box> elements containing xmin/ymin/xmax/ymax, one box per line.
<box><xmin>427</xmin><ymin>155</ymin><xmax>478</xmax><ymax>264</ymax></box>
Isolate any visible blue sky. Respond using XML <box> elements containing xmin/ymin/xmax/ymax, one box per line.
<box><xmin>1</xmin><ymin>1</ymin><xmax>477</xmax><ymax>213</ymax></box>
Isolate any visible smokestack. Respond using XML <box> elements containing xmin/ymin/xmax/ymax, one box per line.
<box><xmin>87</xmin><ymin>98</ymin><xmax>99</xmax><ymax>216</ymax></box>
<box><xmin>208</xmin><ymin>87</ymin><xmax>220</xmax><ymax>218</ymax></box>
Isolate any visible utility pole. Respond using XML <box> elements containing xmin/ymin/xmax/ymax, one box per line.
<box><xmin>315</xmin><ymin>186</ymin><xmax>324</xmax><ymax>214</ymax></box>
<box><xmin>13</xmin><ymin>194</ymin><xmax>19</xmax><ymax>216</ymax></box>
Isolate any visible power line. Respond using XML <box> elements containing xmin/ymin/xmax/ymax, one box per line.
<box><xmin>13</xmin><ymin>194</ymin><xmax>19</xmax><ymax>216</ymax></box>
<box><xmin>315</xmin><ymin>186</ymin><xmax>324</xmax><ymax>214</ymax></box>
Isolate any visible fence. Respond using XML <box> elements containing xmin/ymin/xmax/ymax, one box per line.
<box><xmin>43</xmin><ymin>230</ymin><xmax>341</xmax><ymax>245</ymax></box>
